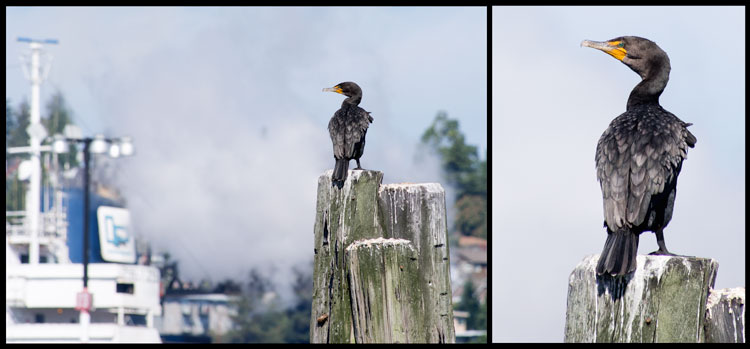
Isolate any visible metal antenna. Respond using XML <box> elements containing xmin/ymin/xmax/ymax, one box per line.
<box><xmin>15</xmin><ymin>37</ymin><xmax>58</xmax><ymax>267</ymax></box>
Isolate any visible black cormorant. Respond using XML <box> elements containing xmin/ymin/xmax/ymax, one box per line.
<box><xmin>323</xmin><ymin>81</ymin><xmax>373</xmax><ymax>188</ymax></box>
<box><xmin>582</xmin><ymin>36</ymin><xmax>696</xmax><ymax>276</ymax></box>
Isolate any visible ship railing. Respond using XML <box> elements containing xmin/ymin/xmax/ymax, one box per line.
<box><xmin>6</xmin><ymin>210</ymin><xmax>69</xmax><ymax>240</ymax></box>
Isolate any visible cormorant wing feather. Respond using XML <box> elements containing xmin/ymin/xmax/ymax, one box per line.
<box><xmin>328</xmin><ymin>105</ymin><xmax>372</xmax><ymax>160</ymax></box>
<box><xmin>596</xmin><ymin>105</ymin><xmax>694</xmax><ymax>231</ymax></box>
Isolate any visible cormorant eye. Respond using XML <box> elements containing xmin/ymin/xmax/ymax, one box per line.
<box><xmin>617</xmin><ymin>42</ymin><xmax>625</xmax><ymax>48</ymax></box>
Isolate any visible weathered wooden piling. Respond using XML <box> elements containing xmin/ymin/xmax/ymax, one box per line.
<box><xmin>310</xmin><ymin>170</ymin><xmax>455</xmax><ymax>343</ymax></box>
<box><xmin>565</xmin><ymin>254</ymin><xmax>719</xmax><ymax>343</ymax></box>
<box><xmin>377</xmin><ymin>183</ymin><xmax>454</xmax><ymax>343</ymax></box>
<box><xmin>705</xmin><ymin>287</ymin><xmax>745</xmax><ymax>343</ymax></box>
<box><xmin>310</xmin><ymin>170</ymin><xmax>384</xmax><ymax>343</ymax></box>
<box><xmin>347</xmin><ymin>238</ymin><xmax>425</xmax><ymax>343</ymax></box>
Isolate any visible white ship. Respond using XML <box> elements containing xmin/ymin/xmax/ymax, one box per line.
<box><xmin>6</xmin><ymin>36</ymin><xmax>162</xmax><ymax>343</ymax></box>
<box><xmin>5</xmin><ymin>180</ymin><xmax>163</xmax><ymax>343</ymax></box>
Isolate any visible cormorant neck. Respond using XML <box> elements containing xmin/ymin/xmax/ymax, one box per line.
<box><xmin>342</xmin><ymin>95</ymin><xmax>362</xmax><ymax>106</ymax></box>
<box><xmin>626</xmin><ymin>59</ymin><xmax>670</xmax><ymax>110</ymax></box>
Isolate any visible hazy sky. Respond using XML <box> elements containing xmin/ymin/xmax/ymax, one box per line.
<box><xmin>493</xmin><ymin>6</ymin><xmax>744</xmax><ymax>342</ymax></box>
<box><xmin>6</xmin><ymin>7</ymin><xmax>486</xmax><ymax>297</ymax></box>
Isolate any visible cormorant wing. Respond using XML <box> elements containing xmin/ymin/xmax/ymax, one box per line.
<box><xmin>327</xmin><ymin>106</ymin><xmax>372</xmax><ymax>160</ymax></box>
<box><xmin>595</xmin><ymin>107</ymin><xmax>694</xmax><ymax>230</ymax></box>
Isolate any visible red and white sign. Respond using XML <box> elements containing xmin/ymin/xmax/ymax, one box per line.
<box><xmin>75</xmin><ymin>289</ymin><xmax>93</xmax><ymax>312</ymax></box>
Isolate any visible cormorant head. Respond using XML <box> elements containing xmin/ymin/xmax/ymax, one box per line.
<box><xmin>323</xmin><ymin>81</ymin><xmax>362</xmax><ymax>105</ymax></box>
<box><xmin>581</xmin><ymin>36</ymin><xmax>670</xmax><ymax>82</ymax></box>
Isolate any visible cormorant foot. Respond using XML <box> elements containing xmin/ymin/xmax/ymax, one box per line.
<box><xmin>648</xmin><ymin>249</ymin><xmax>677</xmax><ymax>256</ymax></box>
<box><xmin>353</xmin><ymin>167</ymin><xmax>365</xmax><ymax>170</ymax></box>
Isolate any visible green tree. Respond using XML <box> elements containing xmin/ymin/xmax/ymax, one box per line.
<box><xmin>6</xmin><ymin>99</ymin><xmax>31</xmax><ymax>212</ymax></box>
<box><xmin>213</xmin><ymin>279</ymin><xmax>242</xmax><ymax>294</ymax></box>
<box><xmin>477</xmin><ymin>298</ymin><xmax>487</xmax><ymax>331</ymax></box>
<box><xmin>224</xmin><ymin>268</ymin><xmax>289</xmax><ymax>343</ymax></box>
<box><xmin>219</xmin><ymin>264</ymin><xmax>313</xmax><ymax>343</ymax></box>
<box><xmin>455</xmin><ymin>195</ymin><xmax>487</xmax><ymax>239</ymax></box>
<box><xmin>7</xmin><ymin>99</ymin><xmax>30</xmax><ymax>148</ymax></box>
<box><xmin>471</xmin><ymin>298</ymin><xmax>487</xmax><ymax>343</ymax></box>
<box><xmin>455</xmin><ymin>280</ymin><xmax>482</xmax><ymax>330</ymax></box>
<box><xmin>421</xmin><ymin>112</ymin><xmax>487</xmax><ymax>237</ymax></box>
<box><xmin>466</xmin><ymin>151</ymin><xmax>486</xmax><ymax>198</ymax></box>
<box><xmin>42</xmin><ymin>91</ymin><xmax>78</xmax><ymax>169</ymax></box>
<box><xmin>282</xmin><ymin>265</ymin><xmax>312</xmax><ymax>343</ymax></box>
<box><xmin>421</xmin><ymin>111</ymin><xmax>483</xmax><ymax>198</ymax></box>
<box><xmin>6</xmin><ymin>92</ymin><xmax>81</xmax><ymax>213</ymax></box>
<box><xmin>6</xmin><ymin>99</ymin><xmax>15</xmax><ymax>148</ymax></box>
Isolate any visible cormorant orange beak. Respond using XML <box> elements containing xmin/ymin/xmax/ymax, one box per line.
<box><xmin>322</xmin><ymin>85</ymin><xmax>343</xmax><ymax>94</ymax></box>
<box><xmin>581</xmin><ymin>39</ymin><xmax>627</xmax><ymax>61</ymax></box>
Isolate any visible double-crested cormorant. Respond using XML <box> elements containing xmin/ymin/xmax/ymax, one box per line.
<box><xmin>582</xmin><ymin>36</ymin><xmax>697</xmax><ymax>276</ymax></box>
<box><xmin>323</xmin><ymin>81</ymin><xmax>373</xmax><ymax>188</ymax></box>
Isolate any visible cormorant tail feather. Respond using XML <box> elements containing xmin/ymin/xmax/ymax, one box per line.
<box><xmin>596</xmin><ymin>228</ymin><xmax>639</xmax><ymax>276</ymax></box>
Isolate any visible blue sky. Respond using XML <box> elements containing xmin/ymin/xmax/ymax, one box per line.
<box><xmin>493</xmin><ymin>6</ymin><xmax>744</xmax><ymax>342</ymax></box>
<box><xmin>6</xmin><ymin>7</ymin><xmax>486</xmax><ymax>293</ymax></box>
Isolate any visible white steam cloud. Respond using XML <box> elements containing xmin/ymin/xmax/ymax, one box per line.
<box><xmin>4</xmin><ymin>8</ymin><xmax>484</xmax><ymax>301</ymax></box>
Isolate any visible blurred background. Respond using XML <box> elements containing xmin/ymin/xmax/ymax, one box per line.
<box><xmin>6</xmin><ymin>7</ymin><xmax>487</xmax><ymax>343</ymax></box>
<box><xmin>492</xmin><ymin>6</ymin><xmax>744</xmax><ymax>342</ymax></box>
